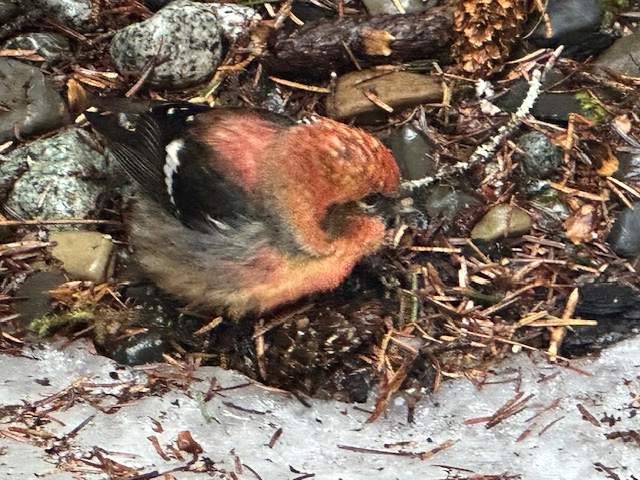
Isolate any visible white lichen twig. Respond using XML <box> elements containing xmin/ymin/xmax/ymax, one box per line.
<box><xmin>401</xmin><ymin>46</ymin><xmax>564</xmax><ymax>192</ymax></box>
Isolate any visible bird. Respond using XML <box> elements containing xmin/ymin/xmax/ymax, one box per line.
<box><xmin>85</xmin><ymin>101</ymin><xmax>400</xmax><ymax>316</ymax></box>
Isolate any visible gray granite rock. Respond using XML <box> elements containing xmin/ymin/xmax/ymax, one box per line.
<box><xmin>207</xmin><ymin>3</ymin><xmax>259</xmax><ymax>42</ymax></box>
<box><xmin>39</xmin><ymin>0</ymin><xmax>95</xmax><ymax>32</ymax></box>
<box><xmin>110</xmin><ymin>0</ymin><xmax>224</xmax><ymax>89</ymax></box>
<box><xmin>0</xmin><ymin>59</ymin><xmax>70</xmax><ymax>142</ymax></box>
<box><xmin>2</xmin><ymin>129</ymin><xmax>110</xmax><ymax>221</ymax></box>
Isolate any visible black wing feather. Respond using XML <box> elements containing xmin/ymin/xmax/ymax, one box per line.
<box><xmin>86</xmin><ymin>102</ymin><xmax>254</xmax><ymax>232</ymax></box>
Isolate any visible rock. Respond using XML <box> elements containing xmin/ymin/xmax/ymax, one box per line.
<box><xmin>327</xmin><ymin>70</ymin><xmax>442</xmax><ymax>124</ymax></box>
<box><xmin>141</xmin><ymin>0</ymin><xmax>173</xmax><ymax>11</ymax></box>
<box><xmin>575</xmin><ymin>284</ymin><xmax>640</xmax><ymax>319</ymax></box>
<box><xmin>0</xmin><ymin>59</ymin><xmax>70</xmax><ymax>142</ymax></box>
<box><xmin>514</xmin><ymin>131</ymin><xmax>563</xmax><ymax>179</ymax></box>
<box><xmin>608</xmin><ymin>202</ymin><xmax>640</xmax><ymax>259</ymax></box>
<box><xmin>563</xmin><ymin>285</ymin><xmax>640</xmax><ymax>355</ymax></box>
<box><xmin>530</xmin><ymin>186</ymin><xmax>570</xmax><ymax>218</ymax></box>
<box><xmin>0</xmin><ymin>153</ymin><xmax>28</xmax><ymax>206</ymax></box>
<box><xmin>290</xmin><ymin>0</ymin><xmax>336</xmax><ymax>23</ymax></box>
<box><xmin>0</xmin><ymin>0</ymin><xmax>20</xmax><ymax>24</ymax></box>
<box><xmin>3</xmin><ymin>33</ymin><xmax>71</xmax><ymax>65</ymax></box>
<box><xmin>207</xmin><ymin>3</ymin><xmax>259</xmax><ymax>42</ymax></box>
<box><xmin>109</xmin><ymin>0</ymin><xmax>224</xmax><ymax>89</ymax></box>
<box><xmin>383</xmin><ymin>124</ymin><xmax>437</xmax><ymax>182</ymax></box>
<box><xmin>421</xmin><ymin>185</ymin><xmax>482</xmax><ymax>221</ymax></box>
<box><xmin>110</xmin><ymin>330</ymin><xmax>171</xmax><ymax>365</ymax></box>
<box><xmin>15</xmin><ymin>270</ymin><xmax>67</xmax><ymax>322</ymax></box>
<box><xmin>471</xmin><ymin>204</ymin><xmax>532</xmax><ymax>241</ymax></box>
<box><xmin>532</xmin><ymin>0</ymin><xmax>602</xmax><ymax>42</ymax></box>
<box><xmin>616</xmin><ymin>150</ymin><xmax>640</xmax><ymax>183</ymax></box>
<box><xmin>362</xmin><ymin>0</ymin><xmax>435</xmax><ymax>15</ymax></box>
<box><xmin>49</xmin><ymin>231</ymin><xmax>115</xmax><ymax>283</ymax></box>
<box><xmin>2</xmin><ymin>129</ymin><xmax>111</xmax><ymax>220</ymax></box>
<box><xmin>595</xmin><ymin>31</ymin><xmax>640</xmax><ymax>77</ymax></box>
<box><xmin>38</xmin><ymin>0</ymin><xmax>96</xmax><ymax>32</ymax></box>
<box><xmin>494</xmin><ymin>79</ymin><xmax>585</xmax><ymax>124</ymax></box>
<box><xmin>529</xmin><ymin>0</ymin><xmax>612</xmax><ymax>59</ymax></box>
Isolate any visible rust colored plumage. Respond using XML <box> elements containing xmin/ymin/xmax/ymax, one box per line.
<box><xmin>87</xmin><ymin>103</ymin><xmax>399</xmax><ymax>315</ymax></box>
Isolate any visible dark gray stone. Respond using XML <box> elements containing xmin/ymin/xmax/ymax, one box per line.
<box><xmin>595</xmin><ymin>31</ymin><xmax>640</xmax><ymax>77</ymax></box>
<box><xmin>0</xmin><ymin>59</ymin><xmax>70</xmax><ymax>142</ymax></box>
<box><xmin>514</xmin><ymin>131</ymin><xmax>563</xmax><ymax>179</ymax></box>
<box><xmin>3</xmin><ymin>32</ymin><xmax>71</xmax><ymax>65</ymax></box>
<box><xmin>384</xmin><ymin>124</ymin><xmax>437</xmax><ymax>182</ymax></box>
<box><xmin>529</xmin><ymin>0</ymin><xmax>612</xmax><ymax>59</ymax></box>
<box><xmin>494</xmin><ymin>79</ymin><xmax>585</xmax><ymax>124</ymax></box>
<box><xmin>110</xmin><ymin>331</ymin><xmax>171</xmax><ymax>365</ymax></box>
<box><xmin>0</xmin><ymin>0</ymin><xmax>20</xmax><ymax>24</ymax></box>
<box><xmin>608</xmin><ymin>202</ymin><xmax>640</xmax><ymax>259</ymax></box>
<box><xmin>16</xmin><ymin>270</ymin><xmax>67</xmax><ymax>323</ymax></box>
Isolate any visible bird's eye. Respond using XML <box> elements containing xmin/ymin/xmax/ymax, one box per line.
<box><xmin>358</xmin><ymin>193</ymin><xmax>382</xmax><ymax>210</ymax></box>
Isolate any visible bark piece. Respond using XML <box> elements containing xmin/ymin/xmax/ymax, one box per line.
<box><xmin>261</xmin><ymin>8</ymin><xmax>453</xmax><ymax>80</ymax></box>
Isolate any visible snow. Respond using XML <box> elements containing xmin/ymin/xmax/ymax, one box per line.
<box><xmin>1</xmin><ymin>335</ymin><xmax>638</xmax><ymax>479</ymax></box>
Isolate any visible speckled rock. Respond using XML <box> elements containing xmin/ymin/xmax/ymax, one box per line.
<box><xmin>3</xmin><ymin>33</ymin><xmax>71</xmax><ymax>65</ymax></box>
<box><xmin>109</xmin><ymin>0</ymin><xmax>224</xmax><ymax>89</ymax></box>
<box><xmin>2</xmin><ymin>129</ymin><xmax>111</xmax><ymax>221</ymax></box>
<box><xmin>110</xmin><ymin>330</ymin><xmax>172</xmax><ymax>365</ymax></box>
<box><xmin>39</xmin><ymin>0</ymin><xmax>96</xmax><ymax>32</ymax></box>
<box><xmin>207</xmin><ymin>3</ymin><xmax>259</xmax><ymax>42</ymax></box>
<box><xmin>514</xmin><ymin>131</ymin><xmax>563</xmax><ymax>179</ymax></box>
<box><xmin>0</xmin><ymin>59</ymin><xmax>70</xmax><ymax>142</ymax></box>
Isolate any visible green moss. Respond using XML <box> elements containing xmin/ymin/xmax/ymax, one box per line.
<box><xmin>28</xmin><ymin>310</ymin><xmax>94</xmax><ymax>337</ymax></box>
<box><xmin>599</xmin><ymin>0</ymin><xmax>629</xmax><ymax>26</ymax></box>
<box><xmin>28</xmin><ymin>306</ymin><xmax>138</xmax><ymax>344</ymax></box>
<box><xmin>575</xmin><ymin>92</ymin><xmax>610</xmax><ymax>124</ymax></box>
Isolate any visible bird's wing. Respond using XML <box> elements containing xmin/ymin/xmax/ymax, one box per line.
<box><xmin>86</xmin><ymin>103</ymin><xmax>289</xmax><ymax>232</ymax></box>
